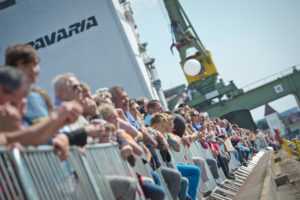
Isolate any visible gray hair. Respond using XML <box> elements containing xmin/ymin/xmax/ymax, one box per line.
<box><xmin>95</xmin><ymin>87</ymin><xmax>109</xmax><ymax>94</ymax></box>
<box><xmin>52</xmin><ymin>73</ymin><xmax>76</xmax><ymax>94</ymax></box>
<box><xmin>109</xmin><ymin>86</ymin><xmax>124</xmax><ymax>104</ymax></box>
<box><xmin>0</xmin><ymin>66</ymin><xmax>28</xmax><ymax>94</ymax></box>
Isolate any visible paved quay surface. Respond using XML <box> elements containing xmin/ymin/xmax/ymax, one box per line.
<box><xmin>275</xmin><ymin>151</ymin><xmax>300</xmax><ymax>200</ymax></box>
<box><xmin>234</xmin><ymin>150</ymin><xmax>271</xmax><ymax>200</ymax></box>
<box><xmin>233</xmin><ymin>149</ymin><xmax>300</xmax><ymax>200</ymax></box>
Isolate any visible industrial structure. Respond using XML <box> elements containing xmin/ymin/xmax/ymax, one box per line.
<box><xmin>0</xmin><ymin>0</ymin><xmax>168</xmax><ymax>109</ymax></box>
<box><xmin>161</xmin><ymin>0</ymin><xmax>300</xmax><ymax>130</ymax></box>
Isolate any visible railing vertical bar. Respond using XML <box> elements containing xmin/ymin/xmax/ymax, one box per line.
<box><xmin>0</xmin><ymin>154</ymin><xmax>16</xmax><ymax>199</ymax></box>
<box><xmin>22</xmin><ymin>152</ymin><xmax>46</xmax><ymax>199</ymax></box>
<box><xmin>3</xmin><ymin>153</ymin><xmax>25</xmax><ymax>200</ymax></box>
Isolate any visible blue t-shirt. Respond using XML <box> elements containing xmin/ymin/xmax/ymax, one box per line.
<box><xmin>125</xmin><ymin>111</ymin><xmax>140</xmax><ymax>129</ymax></box>
<box><xmin>192</xmin><ymin>124</ymin><xmax>199</xmax><ymax>131</ymax></box>
<box><xmin>23</xmin><ymin>91</ymin><xmax>49</xmax><ymax>125</ymax></box>
<box><xmin>144</xmin><ymin>113</ymin><xmax>152</xmax><ymax>126</ymax></box>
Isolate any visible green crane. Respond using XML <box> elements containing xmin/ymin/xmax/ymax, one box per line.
<box><xmin>163</xmin><ymin>0</ymin><xmax>208</xmax><ymax>62</ymax></box>
<box><xmin>162</xmin><ymin>0</ymin><xmax>300</xmax><ymax>131</ymax></box>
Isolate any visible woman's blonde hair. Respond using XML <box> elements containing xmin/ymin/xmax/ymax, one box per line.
<box><xmin>97</xmin><ymin>104</ymin><xmax>116</xmax><ymax>121</ymax></box>
<box><xmin>105</xmin><ymin>123</ymin><xmax>117</xmax><ymax>136</ymax></box>
<box><xmin>93</xmin><ymin>92</ymin><xmax>112</xmax><ymax>106</ymax></box>
<box><xmin>150</xmin><ymin>113</ymin><xmax>168</xmax><ymax>126</ymax></box>
<box><xmin>162</xmin><ymin>113</ymin><xmax>175</xmax><ymax>123</ymax></box>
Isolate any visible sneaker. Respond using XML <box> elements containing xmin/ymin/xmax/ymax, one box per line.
<box><xmin>242</xmin><ymin>162</ymin><xmax>248</xmax><ymax>167</ymax></box>
<box><xmin>202</xmin><ymin>190</ymin><xmax>212</xmax><ymax>198</ymax></box>
<box><xmin>229</xmin><ymin>172</ymin><xmax>235</xmax><ymax>176</ymax></box>
<box><xmin>225</xmin><ymin>173</ymin><xmax>236</xmax><ymax>180</ymax></box>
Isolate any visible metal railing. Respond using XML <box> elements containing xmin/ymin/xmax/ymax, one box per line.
<box><xmin>0</xmin><ymin>140</ymin><xmax>267</xmax><ymax>200</ymax></box>
<box><xmin>11</xmin><ymin>146</ymin><xmax>104</xmax><ymax>200</ymax></box>
<box><xmin>242</xmin><ymin>64</ymin><xmax>300</xmax><ymax>92</ymax></box>
<box><xmin>282</xmin><ymin>138</ymin><xmax>300</xmax><ymax>159</ymax></box>
<box><xmin>0</xmin><ymin>147</ymin><xmax>26</xmax><ymax>200</ymax></box>
<box><xmin>85</xmin><ymin>143</ymin><xmax>145</xmax><ymax>200</ymax></box>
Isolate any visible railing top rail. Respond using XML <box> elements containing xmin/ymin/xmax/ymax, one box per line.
<box><xmin>85</xmin><ymin>142</ymin><xmax>117</xmax><ymax>149</ymax></box>
<box><xmin>241</xmin><ymin>64</ymin><xmax>300</xmax><ymax>92</ymax></box>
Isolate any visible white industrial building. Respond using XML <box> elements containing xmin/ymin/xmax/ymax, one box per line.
<box><xmin>0</xmin><ymin>0</ymin><xmax>167</xmax><ymax>108</ymax></box>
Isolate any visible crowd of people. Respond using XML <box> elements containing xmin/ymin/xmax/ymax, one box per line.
<box><xmin>0</xmin><ymin>44</ymin><xmax>282</xmax><ymax>200</ymax></box>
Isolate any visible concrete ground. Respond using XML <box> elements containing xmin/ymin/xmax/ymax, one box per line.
<box><xmin>275</xmin><ymin>151</ymin><xmax>300</xmax><ymax>200</ymax></box>
<box><xmin>232</xmin><ymin>149</ymin><xmax>300</xmax><ymax>200</ymax></box>
<box><xmin>234</xmin><ymin>150</ymin><xmax>271</xmax><ymax>200</ymax></box>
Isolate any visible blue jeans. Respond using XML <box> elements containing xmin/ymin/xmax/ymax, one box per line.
<box><xmin>178</xmin><ymin>177</ymin><xmax>192</xmax><ymax>200</ymax></box>
<box><xmin>176</xmin><ymin>164</ymin><xmax>200</xmax><ymax>200</ymax></box>
<box><xmin>235</xmin><ymin>146</ymin><xmax>246</xmax><ymax>163</ymax></box>
<box><xmin>269</xmin><ymin>144</ymin><xmax>279</xmax><ymax>151</ymax></box>
<box><xmin>143</xmin><ymin>182</ymin><xmax>165</xmax><ymax>200</ymax></box>
<box><xmin>241</xmin><ymin>148</ymin><xmax>249</xmax><ymax>161</ymax></box>
<box><xmin>217</xmin><ymin>154</ymin><xmax>229</xmax><ymax>175</ymax></box>
<box><xmin>151</xmin><ymin>170</ymin><xmax>162</xmax><ymax>186</ymax></box>
<box><xmin>232</xmin><ymin>150</ymin><xmax>241</xmax><ymax>167</ymax></box>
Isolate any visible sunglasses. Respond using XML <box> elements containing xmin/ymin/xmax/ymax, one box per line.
<box><xmin>72</xmin><ymin>84</ymin><xmax>81</xmax><ymax>90</ymax></box>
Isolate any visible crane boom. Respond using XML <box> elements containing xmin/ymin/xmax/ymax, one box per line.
<box><xmin>162</xmin><ymin>0</ymin><xmax>219</xmax><ymax>85</ymax></box>
<box><xmin>163</xmin><ymin>0</ymin><xmax>208</xmax><ymax>62</ymax></box>
<box><xmin>161</xmin><ymin>0</ymin><xmax>243</xmax><ymax>112</ymax></box>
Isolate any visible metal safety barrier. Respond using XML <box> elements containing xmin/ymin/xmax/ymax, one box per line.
<box><xmin>170</xmin><ymin>144</ymin><xmax>204</xmax><ymax>199</ymax></box>
<box><xmin>85</xmin><ymin>143</ymin><xmax>145</xmax><ymax>200</ymax></box>
<box><xmin>134</xmin><ymin>153</ymin><xmax>152</xmax><ymax>178</ymax></box>
<box><xmin>134</xmin><ymin>151</ymin><xmax>174</xmax><ymax>200</ymax></box>
<box><xmin>12</xmin><ymin>146</ymin><xmax>104</xmax><ymax>200</ymax></box>
<box><xmin>189</xmin><ymin>143</ymin><xmax>218</xmax><ymax>191</ymax></box>
<box><xmin>0</xmin><ymin>147</ymin><xmax>26</xmax><ymax>200</ymax></box>
<box><xmin>0</xmin><ymin>140</ymin><xmax>268</xmax><ymax>200</ymax></box>
<box><xmin>283</xmin><ymin>138</ymin><xmax>300</xmax><ymax>159</ymax></box>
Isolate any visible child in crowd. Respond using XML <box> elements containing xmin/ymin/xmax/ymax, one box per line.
<box><xmin>99</xmin><ymin>123</ymin><xmax>117</xmax><ymax>143</ymax></box>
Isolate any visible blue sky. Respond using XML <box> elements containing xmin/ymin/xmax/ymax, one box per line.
<box><xmin>130</xmin><ymin>0</ymin><xmax>300</xmax><ymax>121</ymax></box>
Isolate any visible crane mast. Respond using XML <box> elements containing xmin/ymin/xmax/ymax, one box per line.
<box><xmin>162</xmin><ymin>0</ymin><xmax>243</xmax><ymax>111</ymax></box>
<box><xmin>163</xmin><ymin>0</ymin><xmax>208</xmax><ymax>62</ymax></box>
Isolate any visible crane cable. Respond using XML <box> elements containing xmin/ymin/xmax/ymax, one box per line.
<box><xmin>156</xmin><ymin>0</ymin><xmax>176</xmax><ymax>46</ymax></box>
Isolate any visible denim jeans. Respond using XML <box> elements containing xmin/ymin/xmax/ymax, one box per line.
<box><xmin>178</xmin><ymin>177</ymin><xmax>189</xmax><ymax>200</ymax></box>
<box><xmin>232</xmin><ymin>150</ymin><xmax>241</xmax><ymax>167</ymax></box>
<box><xmin>241</xmin><ymin>148</ymin><xmax>249</xmax><ymax>161</ymax></box>
<box><xmin>235</xmin><ymin>146</ymin><xmax>246</xmax><ymax>163</ymax></box>
<box><xmin>151</xmin><ymin>170</ymin><xmax>162</xmax><ymax>186</ymax></box>
<box><xmin>176</xmin><ymin>164</ymin><xmax>201</xmax><ymax>200</ymax></box>
<box><xmin>216</xmin><ymin>154</ymin><xmax>229</xmax><ymax>175</ymax></box>
<box><xmin>143</xmin><ymin>182</ymin><xmax>165</xmax><ymax>200</ymax></box>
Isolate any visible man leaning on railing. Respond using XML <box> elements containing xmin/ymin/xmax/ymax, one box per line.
<box><xmin>0</xmin><ymin>66</ymin><xmax>83</xmax><ymax>160</ymax></box>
